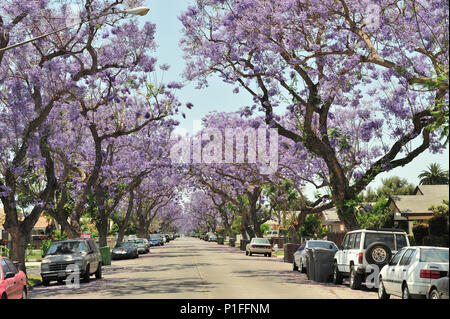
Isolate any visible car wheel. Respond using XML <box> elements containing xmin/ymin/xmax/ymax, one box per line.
<box><xmin>365</xmin><ymin>242</ymin><xmax>392</xmax><ymax>269</ymax></box>
<box><xmin>95</xmin><ymin>263</ymin><xmax>102</xmax><ymax>279</ymax></box>
<box><xmin>293</xmin><ymin>260</ymin><xmax>299</xmax><ymax>271</ymax></box>
<box><xmin>332</xmin><ymin>262</ymin><xmax>343</xmax><ymax>285</ymax></box>
<box><xmin>378</xmin><ymin>278</ymin><xmax>390</xmax><ymax>299</ymax></box>
<box><xmin>299</xmin><ymin>259</ymin><xmax>305</xmax><ymax>273</ymax></box>
<box><xmin>42</xmin><ymin>279</ymin><xmax>50</xmax><ymax>286</ymax></box>
<box><xmin>349</xmin><ymin>268</ymin><xmax>362</xmax><ymax>290</ymax></box>
<box><xmin>402</xmin><ymin>284</ymin><xmax>411</xmax><ymax>299</ymax></box>
<box><xmin>245</xmin><ymin>250</ymin><xmax>249</xmax><ymax>256</ymax></box>
<box><xmin>21</xmin><ymin>287</ymin><xmax>27</xmax><ymax>299</ymax></box>
<box><xmin>82</xmin><ymin>265</ymin><xmax>90</xmax><ymax>283</ymax></box>
<box><xmin>1</xmin><ymin>293</ymin><xmax>6</xmax><ymax>299</ymax></box>
<box><xmin>268</xmin><ymin>253</ymin><xmax>272</xmax><ymax>257</ymax></box>
<box><xmin>429</xmin><ymin>288</ymin><xmax>440</xmax><ymax>299</ymax></box>
<box><xmin>249</xmin><ymin>251</ymin><xmax>253</xmax><ymax>256</ymax></box>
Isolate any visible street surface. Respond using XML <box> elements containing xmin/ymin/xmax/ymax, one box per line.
<box><xmin>29</xmin><ymin>237</ymin><xmax>378</xmax><ymax>299</ymax></box>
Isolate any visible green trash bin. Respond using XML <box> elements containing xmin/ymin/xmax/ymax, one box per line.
<box><xmin>217</xmin><ymin>236</ymin><xmax>224</xmax><ymax>245</ymax></box>
<box><xmin>100</xmin><ymin>246</ymin><xmax>111</xmax><ymax>266</ymax></box>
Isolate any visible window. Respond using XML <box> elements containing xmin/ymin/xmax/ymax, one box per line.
<box><xmin>420</xmin><ymin>248</ymin><xmax>449</xmax><ymax>262</ymax></box>
<box><xmin>307</xmin><ymin>241</ymin><xmax>338</xmax><ymax>250</ymax></box>
<box><xmin>364</xmin><ymin>233</ymin><xmax>395</xmax><ymax>250</ymax></box>
<box><xmin>396</xmin><ymin>235</ymin><xmax>408</xmax><ymax>250</ymax></box>
<box><xmin>399</xmin><ymin>249</ymin><xmax>415</xmax><ymax>266</ymax></box>
<box><xmin>353</xmin><ymin>233</ymin><xmax>362</xmax><ymax>249</ymax></box>
<box><xmin>342</xmin><ymin>234</ymin><xmax>350</xmax><ymax>249</ymax></box>
<box><xmin>389</xmin><ymin>248</ymin><xmax>406</xmax><ymax>266</ymax></box>
<box><xmin>5</xmin><ymin>259</ymin><xmax>18</xmax><ymax>274</ymax></box>
<box><xmin>1</xmin><ymin>259</ymin><xmax>9</xmax><ymax>278</ymax></box>
<box><xmin>347</xmin><ymin>233</ymin><xmax>356</xmax><ymax>250</ymax></box>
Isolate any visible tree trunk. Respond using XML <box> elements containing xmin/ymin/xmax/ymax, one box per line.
<box><xmin>116</xmin><ymin>190</ymin><xmax>135</xmax><ymax>244</ymax></box>
<box><xmin>8</xmin><ymin>229</ymin><xmax>28</xmax><ymax>274</ymax></box>
<box><xmin>335</xmin><ymin>201</ymin><xmax>360</xmax><ymax>231</ymax></box>
<box><xmin>288</xmin><ymin>225</ymin><xmax>300</xmax><ymax>243</ymax></box>
<box><xmin>96</xmin><ymin>212</ymin><xmax>109</xmax><ymax>247</ymax></box>
<box><xmin>47</xmin><ymin>209</ymin><xmax>80</xmax><ymax>239</ymax></box>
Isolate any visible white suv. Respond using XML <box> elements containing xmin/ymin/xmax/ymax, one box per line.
<box><xmin>332</xmin><ymin>228</ymin><xmax>410</xmax><ymax>289</ymax></box>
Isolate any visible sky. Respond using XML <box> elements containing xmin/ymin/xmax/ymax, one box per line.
<box><xmin>144</xmin><ymin>0</ymin><xmax>449</xmax><ymax>196</ymax></box>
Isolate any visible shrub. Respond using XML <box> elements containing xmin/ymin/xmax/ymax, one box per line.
<box><xmin>407</xmin><ymin>235</ymin><xmax>416</xmax><ymax>246</ymax></box>
<box><xmin>428</xmin><ymin>214</ymin><xmax>449</xmax><ymax>237</ymax></box>
<box><xmin>423</xmin><ymin>235</ymin><xmax>449</xmax><ymax>248</ymax></box>
<box><xmin>413</xmin><ymin>224</ymin><xmax>429</xmax><ymax>245</ymax></box>
<box><xmin>40</xmin><ymin>239</ymin><xmax>53</xmax><ymax>255</ymax></box>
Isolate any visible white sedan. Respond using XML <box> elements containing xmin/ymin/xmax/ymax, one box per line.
<box><xmin>246</xmin><ymin>238</ymin><xmax>273</xmax><ymax>257</ymax></box>
<box><xmin>378</xmin><ymin>246</ymin><xmax>449</xmax><ymax>299</ymax></box>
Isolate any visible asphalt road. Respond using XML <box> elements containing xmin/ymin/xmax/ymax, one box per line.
<box><xmin>29</xmin><ymin>237</ymin><xmax>378</xmax><ymax>299</ymax></box>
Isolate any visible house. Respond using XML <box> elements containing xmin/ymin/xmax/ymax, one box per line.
<box><xmin>388</xmin><ymin>184</ymin><xmax>449</xmax><ymax>235</ymax></box>
<box><xmin>0</xmin><ymin>207</ymin><xmax>52</xmax><ymax>241</ymax></box>
<box><xmin>321</xmin><ymin>208</ymin><xmax>346</xmax><ymax>232</ymax></box>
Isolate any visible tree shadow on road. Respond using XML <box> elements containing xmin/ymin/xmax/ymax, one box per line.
<box><xmin>30</xmin><ymin>276</ymin><xmax>216</xmax><ymax>298</ymax></box>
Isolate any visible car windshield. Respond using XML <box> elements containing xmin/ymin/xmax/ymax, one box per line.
<box><xmin>252</xmin><ymin>238</ymin><xmax>270</xmax><ymax>244</ymax></box>
<box><xmin>116</xmin><ymin>242</ymin><xmax>135</xmax><ymax>248</ymax></box>
<box><xmin>364</xmin><ymin>233</ymin><xmax>395</xmax><ymax>250</ymax></box>
<box><xmin>420</xmin><ymin>248</ymin><xmax>449</xmax><ymax>263</ymax></box>
<box><xmin>134</xmin><ymin>239</ymin><xmax>144</xmax><ymax>244</ymax></box>
<box><xmin>46</xmin><ymin>241</ymin><xmax>86</xmax><ymax>255</ymax></box>
<box><xmin>308</xmin><ymin>241</ymin><xmax>338</xmax><ymax>250</ymax></box>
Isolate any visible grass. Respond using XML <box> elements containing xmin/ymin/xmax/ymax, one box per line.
<box><xmin>273</xmin><ymin>250</ymin><xmax>284</xmax><ymax>257</ymax></box>
<box><xmin>25</xmin><ymin>250</ymin><xmax>43</xmax><ymax>262</ymax></box>
<box><xmin>27</xmin><ymin>274</ymin><xmax>42</xmax><ymax>287</ymax></box>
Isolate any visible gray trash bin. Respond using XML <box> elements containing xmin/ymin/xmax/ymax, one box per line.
<box><xmin>306</xmin><ymin>248</ymin><xmax>315</xmax><ymax>281</ymax></box>
<box><xmin>312</xmin><ymin>248</ymin><xmax>336</xmax><ymax>282</ymax></box>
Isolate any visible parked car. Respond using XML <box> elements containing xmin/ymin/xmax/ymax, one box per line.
<box><xmin>427</xmin><ymin>271</ymin><xmax>449</xmax><ymax>299</ymax></box>
<box><xmin>111</xmin><ymin>242</ymin><xmax>139</xmax><ymax>260</ymax></box>
<box><xmin>128</xmin><ymin>238</ymin><xmax>150</xmax><ymax>254</ymax></box>
<box><xmin>378</xmin><ymin>246</ymin><xmax>449</xmax><ymax>299</ymax></box>
<box><xmin>41</xmin><ymin>239</ymin><xmax>102</xmax><ymax>286</ymax></box>
<box><xmin>207</xmin><ymin>234</ymin><xmax>217</xmax><ymax>242</ymax></box>
<box><xmin>293</xmin><ymin>240</ymin><xmax>338</xmax><ymax>273</ymax></box>
<box><xmin>264</xmin><ymin>230</ymin><xmax>279</xmax><ymax>238</ymax></box>
<box><xmin>149</xmin><ymin>234</ymin><xmax>163</xmax><ymax>246</ymax></box>
<box><xmin>164</xmin><ymin>234</ymin><xmax>170</xmax><ymax>243</ymax></box>
<box><xmin>333</xmin><ymin>228</ymin><xmax>409</xmax><ymax>289</ymax></box>
<box><xmin>246</xmin><ymin>238</ymin><xmax>272</xmax><ymax>257</ymax></box>
<box><xmin>0</xmin><ymin>257</ymin><xmax>28</xmax><ymax>299</ymax></box>
<box><xmin>168</xmin><ymin>233</ymin><xmax>175</xmax><ymax>240</ymax></box>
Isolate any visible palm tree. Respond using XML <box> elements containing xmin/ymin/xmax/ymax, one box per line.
<box><xmin>418</xmin><ymin>163</ymin><xmax>449</xmax><ymax>185</ymax></box>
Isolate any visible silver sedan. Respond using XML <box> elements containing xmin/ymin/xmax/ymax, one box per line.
<box><xmin>246</xmin><ymin>238</ymin><xmax>272</xmax><ymax>257</ymax></box>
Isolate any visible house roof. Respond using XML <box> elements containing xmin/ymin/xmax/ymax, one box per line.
<box><xmin>389</xmin><ymin>192</ymin><xmax>449</xmax><ymax>217</ymax></box>
<box><xmin>414</xmin><ymin>185</ymin><xmax>449</xmax><ymax>197</ymax></box>
<box><xmin>321</xmin><ymin>208</ymin><xmax>341</xmax><ymax>224</ymax></box>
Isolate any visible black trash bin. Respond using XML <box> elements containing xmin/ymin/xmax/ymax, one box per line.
<box><xmin>306</xmin><ymin>248</ymin><xmax>316</xmax><ymax>281</ymax></box>
<box><xmin>229</xmin><ymin>238</ymin><xmax>236</xmax><ymax>247</ymax></box>
<box><xmin>312</xmin><ymin>248</ymin><xmax>336</xmax><ymax>282</ymax></box>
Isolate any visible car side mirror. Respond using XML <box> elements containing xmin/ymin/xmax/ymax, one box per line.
<box><xmin>5</xmin><ymin>272</ymin><xmax>15</xmax><ymax>279</ymax></box>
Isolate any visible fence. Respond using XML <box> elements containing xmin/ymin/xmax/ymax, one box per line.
<box><xmin>284</xmin><ymin>243</ymin><xmax>301</xmax><ymax>263</ymax></box>
<box><xmin>326</xmin><ymin>231</ymin><xmax>346</xmax><ymax>246</ymax></box>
